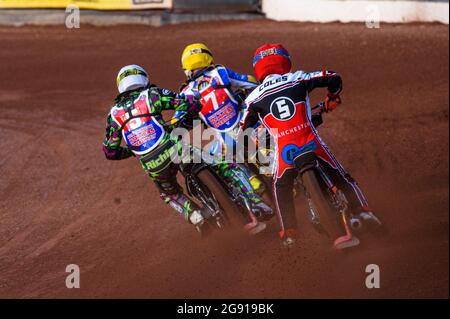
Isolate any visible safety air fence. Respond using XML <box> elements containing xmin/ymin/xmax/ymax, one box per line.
<box><xmin>262</xmin><ymin>0</ymin><xmax>449</xmax><ymax>24</ymax></box>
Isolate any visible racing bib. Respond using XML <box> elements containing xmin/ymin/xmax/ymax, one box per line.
<box><xmin>198</xmin><ymin>76</ymin><xmax>240</xmax><ymax>132</ymax></box>
<box><xmin>111</xmin><ymin>91</ymin><xmax>165</xmax><ymax>155</ymax></box>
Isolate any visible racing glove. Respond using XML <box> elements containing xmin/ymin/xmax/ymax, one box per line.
<box><xmin>103</xmin><ymin>145</ymin><xmax>133</xmax><ymax>161</ymax></box>
<box><xmin>324</xmin><ymin>93</ymin><xmax>342</xmax><ymax>112</ymax></box>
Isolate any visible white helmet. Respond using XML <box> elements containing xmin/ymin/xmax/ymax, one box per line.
<box><xmin>116</xmin><ymin>64</ymin><xmax>149</xmax><ymax>94</ymax></box>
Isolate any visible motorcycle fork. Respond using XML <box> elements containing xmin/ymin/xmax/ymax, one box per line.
<box><xmin>185</xmin><ymin>173</ymin><xmax>220</xmax><ymax>217</ymax></box>
<box><xmin>209</xmin><ymin>164</ymin><xmax>258</xmax><ymax>225</ymax></box>
<box><xmin>230</xmin><ymin>183</ymin><xmax>259</xmax><ymax>225</ymax></box>
<box><xmin>233</xmin><ymin>169</ymin><xmax>260</xmax><ymax>226</ymax></box>
<box><xmin>315</xmin><ymin>165</ymin><xmax>345</xmax><ymax>209</ymax></box>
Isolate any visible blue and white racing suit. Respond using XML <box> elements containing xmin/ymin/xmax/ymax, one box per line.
<box><xmin>179</xmin><ymin>65</ymin><xmax>259</xmax><ymax>158</ymax></box>
<box><xmin>179</xmin><ymin>65</ymin><xmax>273</xmax><ymax>221</ymax></box>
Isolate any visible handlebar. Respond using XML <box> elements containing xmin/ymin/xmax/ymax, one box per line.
<box><xmin>312</xmin><ymin>101</ymin><xmax>326</xmax><ymax>114</ymax></box>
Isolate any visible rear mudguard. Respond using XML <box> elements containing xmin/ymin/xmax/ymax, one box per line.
<box><xmin>293</xmin><ymin>151</ymin><xmax>318</xmax><ymax>175</ymax></box>
<box><xmin>294</xmin><ymin>152</ymin><xmax>335</xmax><ymax>190</ymax></box>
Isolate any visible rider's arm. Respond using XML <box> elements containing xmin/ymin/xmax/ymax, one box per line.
<box><xmin>238</xmin><ymin>102</ymin><xmax>261</xmax><ymax>161</ymax></box>
<box><xmin>102</xmin><ymin>113</ymin><xmax>133</xmax><ymax>160</ymax></box>
<box><xmin>154</xmin><ymin>87</ymin><xmax>201</xmax><ymax>129</ymax></box>
<box><xmin>300</xmin><ymin>70</ymin><xmax>343</xmax><ymax>112</ymax></box>
<box><xmin>222</xmin><ymin>67</ymin><xmax>259</xmax><ymax>90</ymax></box>
<box><xmin>301</xmin><ymin>70</ymin><xmax>343</xmax><ymax>97</ymax></box>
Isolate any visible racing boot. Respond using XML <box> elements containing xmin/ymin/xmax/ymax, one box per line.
<box><xmin>358</xmin><ymin>207</ymin><xmax>383</xmax><ymax>232</ymax></box>
<box><xmin>239</xmin><ymin>197</ymin><xmax>268</xmax><ymax>235</ymax></box>
<box><xmin>244</xmin><ymin>220</ymin><xmax>267</xmax><ymax>235</ymax></box>
<box><xmin>188</xmin><ymin>209</ymin><xmax>213</xmax><ymax>237</ymax></box>
<box><xmin>189</xmin><ymin>210</ymin><xmax>205</xmax><ymax>229</ymax></box>
<box><xmin>249</xmin><ymin>195</ymin><xmax>274</xmax><ymax>222</ymax></box>
<box><xmin>252</xmin><ymin>201</ymin><xmax>274</xmax><ymax>222</ymax></box>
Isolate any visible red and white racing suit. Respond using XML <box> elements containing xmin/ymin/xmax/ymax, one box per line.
<box><xmin>241</xmin><ymin>71</ymin><xmax>370</xmax><ymax>239</ymax></box>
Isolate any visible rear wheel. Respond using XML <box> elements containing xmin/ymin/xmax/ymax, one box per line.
<box><xmin>301</xmin><ymin>169</ymin><xmax>342</xmax><ymax>240</ymax></box>
<box><xmin>196</xmin><ymin>169</ymin><xmax>244</xmax><ymax>227</ymax></box>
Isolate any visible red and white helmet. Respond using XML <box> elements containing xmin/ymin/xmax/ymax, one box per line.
<box><xmin>252</xmin><ymin>44</ymin><xmax>292</xmax><ymax>82</ymax></box>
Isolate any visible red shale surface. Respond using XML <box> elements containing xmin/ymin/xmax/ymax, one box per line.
<box><xmin>0</xmin><ymin>20</ymin><xmax>448</xmax><ymax>298</ymax></box>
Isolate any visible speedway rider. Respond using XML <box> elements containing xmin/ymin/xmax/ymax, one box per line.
<box><xmin>103</xmin><ymin>64</ymin><xmax>268</xmax><ymax>234</ymax></box>
<box><xmin>178</xmin><ymin>43</ymin><xmax>273</xmax><ymax>220</ymax></box>
<box><xmin>102</xmin><ymin>65</ymin><xmax>210</xmax><ymax>231</ymax></box>
<box><xmin>240</xmin><ymin>44</ymin><xmax>382</xmax><ymax>247</ymax></box>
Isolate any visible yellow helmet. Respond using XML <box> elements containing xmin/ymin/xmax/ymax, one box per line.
<box><xmin>181</xmin><ymin>43</ymin><xmax>214</xmax><ymax>73</ymax></box>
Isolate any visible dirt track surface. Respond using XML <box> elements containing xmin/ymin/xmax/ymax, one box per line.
<box><xmin>0</xmin><ymin>21</ymin><xmax>448</xmax><ymax>298</ymax></box>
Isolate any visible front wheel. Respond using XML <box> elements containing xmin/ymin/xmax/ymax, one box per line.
<box><xmin>196</xmin><ymin>169</ymin><xmax>245</xmax><ymax>227</ymax></box>
<box><xmin>301</xmin><ymin>169</ymin><xmax>342</xmax><ymax>240</ymax></box>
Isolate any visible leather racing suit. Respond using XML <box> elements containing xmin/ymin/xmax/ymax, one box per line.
<box><xmin>103</xmin><ymin>85</ymin><xmax>202</xmax><ymax>220</ymax></box>
<box><xmin>179</xmin><ymin>65</ymin><xmax>272</xmax><ymax>218</ymax></box>
<box><xmin>241</xmin><ymin>71</ymin><xmax>372</xmax><ymax>239</ymax></box>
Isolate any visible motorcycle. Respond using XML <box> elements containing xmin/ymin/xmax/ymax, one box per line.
<box><xmin>247</xmin><ymin>103</ymin><xmax>326</xmax><ymax>200</ymax></box>
<box><xmin>250</xmin><ymin>102</ymin><xmax>383</xmax><ymax>249</ymax></box>
<box><xmin>295</xmin><ymin>103</ymin><xmax>383</xmax><ymax>249</ymax></box>
<box><xmin>166</xmin><ymin>119</ymin><xmax>266</xmax><ymax>236</ymax></box>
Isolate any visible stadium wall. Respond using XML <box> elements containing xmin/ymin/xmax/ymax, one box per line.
<box><xmin>263</xmin><ymin>0</ymin><xmax>449</xmax><ymax>24</ymax></box>
<box><xmin>0</xmin><ymin>0</ymin><xmax>260</xmax><ymax>11</ymax></box>
<box><xmin>0</xmin><ymin>0</ymin><xmax>173</xmax><ymax>10</ymax></box>
<box><xmin>0</xmin><ymin>0</ymin><xmax>263</xmax><ymax>26</ymax></box>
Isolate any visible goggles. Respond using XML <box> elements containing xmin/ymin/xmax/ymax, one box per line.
<box><xmin>117</xmin><ymin>69</ymin><xmax>148</xmax><ymax>87</ymax></box>
<box><xmin>253</xmin><ymin>48</ymin><xmax>290</xmax><ymax>67</ymax></box>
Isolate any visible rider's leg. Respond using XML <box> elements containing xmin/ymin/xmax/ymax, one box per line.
<box><xmin>222</xmin><ymin>130</ymin><xmax>266</xmax><ymax>194</ymax></box>
<box><xmin>237</xmin><ymin>162</ymin><xmax>265</xmax><ymax>195</ymax></box>
<box><xmin>272</xmin><ymin>168</ymin><xmax>299</xmax><ymax>244</ymax></box>
<box><xmin>215</xmin><ymin>161</ymin><xmax>256</xmax><ymax>199</ymax></box>
<box><xmin>214</xmin><ymin>160</ymin><xmax>272</xmax><ymax>219</ymax></box>
<box><xmin>139</xmin><ymin>141</ymin><xmax>203</xmax><ymax>227</ymax></box>
<box><xmin>208</xmin><ymin>130</ymin><xmax>272</xmax><ymax>220</ymax></box>
<box><xmin>150</xmin><ymin>164</ymin><xmax>201</xmax><ymax>222</ymax></box>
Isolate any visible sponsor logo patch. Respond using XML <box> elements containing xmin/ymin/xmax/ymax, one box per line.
<box><xmin>281</xmin><ymin>140</ymin><xmax>317</xmax><ymax>164</ymax></box>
